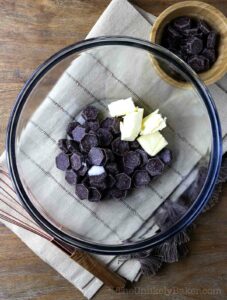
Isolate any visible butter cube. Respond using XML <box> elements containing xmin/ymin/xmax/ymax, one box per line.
<box><xmin>121</xmin><ymin>108</ymin><xmax>144</xmax><ymax>141</ymax></box>
<box><xmin>108</xmin><ymin>97</ymin><xmax>136</xmax><ymax>117</ymax></box>
<box><xmin>137</xmin><ymin>131</ymin><xmax>168</xmax><ymax>156</ymax></box>
<box><xmin>140</xmin><ymin>109</ymin><xmax>166</xmax><ymax>135</ymax></box>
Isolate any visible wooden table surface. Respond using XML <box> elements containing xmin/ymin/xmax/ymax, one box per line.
<box><xmin>0</xmin><ymin>1</ymin><xmax>226</xmax><ymax>299</ymax></box>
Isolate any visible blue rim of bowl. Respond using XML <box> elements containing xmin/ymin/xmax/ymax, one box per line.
<box><xmin>6</xmin><ymin>36</ymin><xmax>222</xmax><ymax>255</ymax></box>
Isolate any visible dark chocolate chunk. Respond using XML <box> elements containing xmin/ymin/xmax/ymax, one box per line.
<box><xmin>56</xmin><ymin>152</ymin><xmax>70</xmax><ymax>171</ymax></box>
<box><xmin>159</xmin><ymin>148</ymin><xmax>172</xmax><ymax>165</ymax></box>
<box><xmin>167</xmin><ymin>25</ymin><xmax>182</xmax><ymax>39</ymax></box>
<box><xmin>80</xmin><ymin>134</ymin><xmax>99</xmax><ymax>153</ymax></box>
<box><xmin>171</xmin><ymin>49</ymin><xmax>181</xmax><ymax>58</ymax></box>
<box><xmin>78</xmin><ymin>163</ymin><xmax>88</xmax><ymax>176</ymax></box>
<box><xmin>100</xmin><ymin>117</ymin><xmax>114</xmax><ymax>129</ymax></box>
<box><xmin>81</xmin><ymin>176</ymin><xmax>90</xmax><ymax>187</ymax></box>
<box><xmin>88</xmin><ymin>187</ymin><xmax>102</xmax><ymax>202</ymax></box>
<box><xmin>67</xmin><ymin>121</ymin><xmax>80</xmax><ymax>138</ymax></box>
<box><xmin>58</xmin><ymin>139</ymin><xmax>69</xmax><ymax>153</ymax></box>
<box><xmin>85</xmin><ymin>120</ymin><xmax>100</xmax><ymax>132</ymax></box>
<box><xmin>88</xmin><ymin>147</ymin><xmax>105</xmax><ymax>166</ymax></box>
<box><xmin>202</xmin><ymin>48</ymin><xmax>216</xmax><ymax>64</ymax></box>
<box><xmin>186</xmin><ymin>37</ymin><xmax>203</xmax><ymax>55</ymax></box>
<box><xmin>88</xmin><ymin>130</ymin><xmax>95</xmax><ymax>135</ymax></box>
<box><xmin>111</xmin><ymin>137</ymin><xmax>129</xmax><ymax>156</ymax></box>
<box><xmin>123</xmin><ymin>151</ymin><xmax>141</xmax><ymax>170</ymax></box>
<box><xmin>207</xmin><ymin>31</ymin><xmax>217</xmax><ymax>48</ymax></box>
<box><xmin>105</xmin><ymin>162</ymin><xmax>119</xmax><ymax>175</ymax></box>
<box><xmin>89</xmin><ymin>171</ymin><xmax>107</xmax><ymax>185</ymax></box>
<box><xmin>97</xmin><ymin>128</ymin><xmax>113</xmax><ymax>147</ymax></box>
<box><xmin>195</xmin><ymin>32</ymin><xmax>204</xmax><ymax>39</ymax></box>
<box><xmin>106</xmin><ymin>174</ymin><xmax>116</xmax><ymax>188</ymax></box>
<box><xmin>161</xmin><ymin>33</ymin><xmax>169</xmax><ymax>48</ymax></box>
<box><xmin>130</xmin><ymin>140</ymin><xmax>140</xmax><ymax>150</ymax></box>
<box><xmin>103</xmin><ymin>148</ymin><xmax>115</xmax><ymax>163</ymax></box>
<box><xmin>111</xmin><ymin>118</ymin><xmax>120</xmax><ymax>135</ymax></box>
<box><xmin>133</xmin><ymin>170</ymin><xmax>151</xmax><ymax>188</ymax></box>
<box><xmin>123</xmin><ymin>167</ymin><xmax>134</xmax><ymax>175</ymax></box>
<box><xmin>166</xmin><ymin>36</ymin><xmax>179</xmax><ymax>51</ymax></box>
<box><xmin>146</xmin><ymin>158</ymin><xmax>165</xmax><ymax>176</ymax></box>
<box><xmin>136</xmin><ymin>149</ymin><xmax>149</xmax><ymax>167</ymax></box>
<box><xmin>65</xmin><ymin>169</ymin><xmax>78</xmax><ymax>185</ymax></box>
<box><xmin>85</xmin><ymin>157</ymin><xmax>92</xmax><ymax>168</ymax></box>
<box><xmin>71</xmin><ymin>152</ymin><xmax>83</xmax><ymax>171</ymax></box>
<box><xmin>115</xmin><ymin>155</ymin><xmax>124</xmax><ymax>165</ymax></box>
<box><xmin>66</xmin><ymin>139</ymin><xmax>80</xmax><ymax>153</ymax></box>
<box><xmin>161</xmin><ymin>17</ymin><xmax>218</xmax><ymax>74</ymax></box>
<box><xmin>90</xmin><ymin>179</ymin><xmax>107</xmax><ymax>190</ymax></box>
<box><xmin>82</xmin><ymin>105</ymin><xmax>99</xmax><ymax>121</ymax></box>
<box><xmin>180</xmin><ymin>44</ymin><xmax>189</xmax><ymax>54</ymax></box>
<box><xmin>168</xmin><ymin>36</ymin><xmax>179</xmax><ymax>48</ymax></box>
<box><xmin>173</xmin><ymin>16</ymin><xmax>191</xmax><ymax>32</ymax></box>
<box><xmin>198</xmin><ymin>20</ymin><xmax>210</xmax><ymax>35</ymax></box>
<box><xmin>175</xmin><ymin>48</ymin><xmax>188</xmax><ymax>62</ymax></box>
<box><xmin>203</xmin><ymin>56</ymin><xmax>210</xmax><ymax>71</ymax></box>
<box><xmin>72</xmin><ymin>125</ymin><xmax>87</xmax><ymax>142</ymax></box>
<box><xmin>101</xmin><ymin>117</ymin><xmax>120</xmax><ymax>135</ymax></box>
<box><xmin>75</xmin><ymin>184</ymin><xmax>89</xmax><ymax>200</ymax></box>
<box><xmin>115</xmin><ymin>173</ymin><xmax>131</xmax><ymax>190</ymax></box>
<box><xmin>187</xmin><ymin>55</ymin><xmax>209</xmax><ymax>72</ymax></box>
<box><xmin>110</xmin><ymin>188</ymin><xmax>127</xmax><ymax>200</ymax></box>
<box><xmin>79</xmin><ymin>143</ymin><xmax>86</xmax><ymax>154</ymax></box>
<box><xmin>182</xmin><ymin>27</ymin><xmax>199</xmax><ymax>36</ymax></box>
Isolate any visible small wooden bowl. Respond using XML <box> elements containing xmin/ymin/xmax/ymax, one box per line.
<box><xmin>150</xmin><ymin>1</ymin><xmax>227</xmax><ymax>88</ymax></box>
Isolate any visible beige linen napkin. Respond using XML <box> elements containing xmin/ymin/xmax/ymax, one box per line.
<box><xmin>0</xmin><ymin>0</ymin><xmax>227</xmax><ymax>299</ymax></box>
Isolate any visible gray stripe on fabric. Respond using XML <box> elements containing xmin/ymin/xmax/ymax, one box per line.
<box><xmin>88</xmin><ymin>52</ymin><xmax>146</xmax><ymax>103</ymax></box>
<box><xmin>30</xmin><ymin>121</ymin><xmax>58</xmax><ymax>144</ymax></box>
<box><xmin>65</xmin><ymin>71</ymin><xmax>109</xmax><ymax>112</ymax></box>
<box><xmin>66</xmin><ymin>71</ymin><xmax>99</xmax><ymax>101</ymax></box>
<box><xmin>48</xmin><ymin>96</ymin><xmax>74</xmax><ymax>120</ymax></box>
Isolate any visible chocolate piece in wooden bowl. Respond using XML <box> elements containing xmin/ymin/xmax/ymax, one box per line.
<box><xmin>150</xmin><ymin>1</ymin><xmax>227</xmax><ymax>88</ymax></box>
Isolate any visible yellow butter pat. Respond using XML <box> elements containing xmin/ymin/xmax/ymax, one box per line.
<box><xmin>120</xmin><ymin>108</ymin><xmax>144</xmax><ymax>141</ymax></box>
<box><xmin>140</xmin><ymin>109</ymin><xmax>167</xmax><ymax>135</ymax></box>
<box><xmin>137</xmin><ymin>131</ymin><xmax>168</xmax><ymax>156</ymax></box>
<box><xmin>108</xmin><ymin>97</ymin><xmax>136</xmax><ymax>117</ymax></box>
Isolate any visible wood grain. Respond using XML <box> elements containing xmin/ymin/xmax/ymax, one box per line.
<box><xmin>0</xmin><ymin>1</ymin><xmax>226</xmax><ymax>299</ymax></box>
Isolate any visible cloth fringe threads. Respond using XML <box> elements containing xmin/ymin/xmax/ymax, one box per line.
<box><xmin>121</xmin><ymin>157</ymin><xmax>227</xmax><ymax>275</ymax></box>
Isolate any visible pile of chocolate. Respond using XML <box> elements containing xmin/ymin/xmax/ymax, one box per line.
<box><xmin>161</xmin><ymin>16</ymin><xmax>218</xmax><ymax>73</ymax></box>
<box><xmin>56</xmin><ymin>106</ymin><xmax>172</xmax><ymax>202</ymax></box>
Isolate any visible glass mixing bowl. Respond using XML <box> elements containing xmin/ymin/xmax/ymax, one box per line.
<box><xmin>6</xmin><ymin>36</ymin><xmax>222</xmax><ymax>255</ymax></box>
